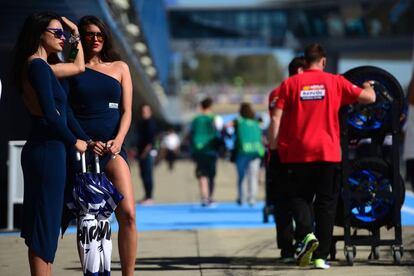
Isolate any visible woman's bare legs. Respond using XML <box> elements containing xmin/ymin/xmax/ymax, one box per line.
<box><xmin>106</xmin><ymin>156</ymin><xmax>137</xmax><ymax>276</ymax></box>
<box><xmin>28</xmin><ymin>249</ymin><xmax>51</xmax><ymax>276</ymax></box>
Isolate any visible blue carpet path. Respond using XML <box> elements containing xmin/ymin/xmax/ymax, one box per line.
<box><xmin>2</xmin><ymin>192</ymin><xmax>414</xmax><ymax>236</ymax></box>
<box><xmin>74</xmin><ymin>191</ymin><xmax>414</xmax><ymax>233</ymax></box>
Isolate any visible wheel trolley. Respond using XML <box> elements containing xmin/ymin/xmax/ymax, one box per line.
<box><xmin>331</xmin><ymin>66</ymin><xmax>406</xmax><ymax>265</ymax></box>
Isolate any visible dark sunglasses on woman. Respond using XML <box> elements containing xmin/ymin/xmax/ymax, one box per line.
<box><xmin>46</xmin><ymin>28</ymin><xmax>66</xmax><ymax>39</ymax></box>
<box><xmin>85</xmin><ymin>32</ymin><xmax>104</xmax><ymax>42</ymax></box>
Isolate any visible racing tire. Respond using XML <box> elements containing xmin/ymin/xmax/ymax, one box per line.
<box><xmin>335</xmin><ymin>157</ymin><xmax>404</xmax><ymax>230</ymax></box>
<box><xmin>343</xmin><ymin>66</ymin><xmax>405</xmax><ymax>139</ymax></box>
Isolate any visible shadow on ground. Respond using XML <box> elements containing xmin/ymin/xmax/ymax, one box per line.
<box><xmin>96</xmin><ymin>256</ymin><xmax>414</xmax><ymax>271</ymax></box>
<box><xmin>121</xmin><ymin>256</ymin><xmax>296</xmax><ymax>271</ymax></box>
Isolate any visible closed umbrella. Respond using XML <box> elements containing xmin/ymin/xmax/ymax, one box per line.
<box><xmin>67</xmin><ymin>152</ymin><xmax>123</xmax><ymax>276</ymax></box>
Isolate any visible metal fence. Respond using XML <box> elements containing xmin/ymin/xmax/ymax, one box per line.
<box><xmin>7</xmin><ymin>141</ymin><xmax>25</xmax><ymax>230</ymax></box>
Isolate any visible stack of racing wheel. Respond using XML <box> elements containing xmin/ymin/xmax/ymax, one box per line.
<box><xmin>333</xmin><ymin>66</ymin><xmax>406</xmax><ymax>265</ymax></box>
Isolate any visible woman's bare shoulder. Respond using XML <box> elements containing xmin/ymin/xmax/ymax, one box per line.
<box><xmin>112</xmin><ymin>60</ymin><xmax>129</xmax><ymax>72</ymax></box>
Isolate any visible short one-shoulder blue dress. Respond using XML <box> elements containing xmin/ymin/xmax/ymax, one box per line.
<box><xmin>68</xmin><ymin>67</ymin><xmax>128</xmax><ymax>168</ymax></box>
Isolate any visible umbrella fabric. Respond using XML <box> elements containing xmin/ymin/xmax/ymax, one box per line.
<box><xmin>67</xmin><ymin>171</ymin><xmax>124</xmax><ymax>219</ymax></box>
<box><xmin>99</xmin><ymin>220</ymin><xmax>112</xmax><ymax>274</ymax></box>
<box><xmin>77</xmin><ymin>214</ymin><xmax>111</xmax><ymax>275</ymax></box>
<box><xmin>67</xmin><ymin>153</ymin><xmax>123</xmax><ymax>276</ymax></box>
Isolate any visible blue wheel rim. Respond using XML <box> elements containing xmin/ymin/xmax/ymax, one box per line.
<box><xmin>348</xmin><ymin>169</ymin><xmax>394</xmax><ymax>223</ymax></box>
<box><xmin>347</xmin><ymin>80</ymin><xmax>392</xmax><ymax>132</ymax></box>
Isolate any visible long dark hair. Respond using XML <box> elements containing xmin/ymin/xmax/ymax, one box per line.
<box><xmin>12</xmin><ymin>11</ymin><xmax>62</xmax><ymax>90</ymax></box>
<box><xmin>78</xmin><ymin>15</ymin><xmax>120</xmax><ymax>62</ymax></box>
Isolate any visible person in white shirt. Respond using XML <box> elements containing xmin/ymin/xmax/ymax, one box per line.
<box><xmin>161</xmin><ymin>128</ymin><xmax>181</xmax><ymax>171</ymax></box>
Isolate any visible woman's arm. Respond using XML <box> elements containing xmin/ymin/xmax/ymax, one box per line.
<box><xmin>28</xmin><ymin>59</ymin><xmax>76</xmax><ymax>144</ymax></box>
<box><xmin>106</xmin><ymin>61</ymin><xmax>133</xmax><ymax>155</ymax></box>
<box><xmin>67</xmin><ymin>104</ymin><xmax>90</xmax><ymax>141</ymax></box>
<box><xmin>60</xmin><ymin>78</ymin><xmax>90</xmax><ymax>141</ymax></box>
<box><xmin>28</xmin><ymin>59</ymin><xmax>87</xmax><ymax>152</ymax></box>
<box><xmin>50</xmin><ymin>17</ymin><xmax>85</xmax><ymax>78</ymax></box>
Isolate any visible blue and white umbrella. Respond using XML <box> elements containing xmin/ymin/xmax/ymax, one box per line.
<box><xmin>67</xmin><ymin>153</ymin><xmax>124</xmax><ymax>219</ymax></box>
<box><xmin>67</xmin><ymin>153</ymin><xmax>123</xmax><ymax>276</ymax></box>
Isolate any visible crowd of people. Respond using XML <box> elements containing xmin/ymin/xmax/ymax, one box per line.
<box><xmin>12</xmin><ymin>9</ymin><xmax>414</xmax><ymax>275</ymax></box>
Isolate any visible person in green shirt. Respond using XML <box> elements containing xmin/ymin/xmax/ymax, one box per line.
<box><xmin>232</xmin><ymin>102</ymin><xmax>265</xmax><ymax>206</ymax></box>
<box><xmin>190</xmin><ymin>97</ymin><xmax>223</xmax><ymax>206</ymax></box>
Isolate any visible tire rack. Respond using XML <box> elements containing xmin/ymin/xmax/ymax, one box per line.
<box><xmin>330</xmin><ymin>100</ymin><xmax>404</xmax><ymax>265</ymax></box>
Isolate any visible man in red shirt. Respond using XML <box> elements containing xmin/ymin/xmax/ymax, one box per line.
<box><xmin>267</xmin><ymin>56</ymin><xmax>305</xmax><ymax>263</ymax></box>
<box><xmin>270</xmin><ymin>43</ymin><xmax>375</xmax><ymax>269</ymax></box>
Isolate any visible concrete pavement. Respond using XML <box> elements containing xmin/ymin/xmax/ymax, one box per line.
<box><xmin>1</xmin><ymin>159</ymin><xmax>413</xmax><ymax>275</ymax></box>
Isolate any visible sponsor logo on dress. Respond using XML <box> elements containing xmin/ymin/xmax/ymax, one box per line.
<box><xmin>300</xmin><ymin>84</ymin><xmax>326</xmax><ymax>100</ymax></box>
<box><xmin>108</xmin><ymin>102</ymin><xmax>119</xmax><ymax>109</ymax></box>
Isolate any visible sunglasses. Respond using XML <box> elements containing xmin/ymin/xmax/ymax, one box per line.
<box><xmin>84</xmin><ymin>32</ymin><xmax>104</xmax><ymax>42</ymax></box>
<box><xmin>46</xmin><ymin>28</ymin><xmax>66</xmax><ymax>39</ymax></box>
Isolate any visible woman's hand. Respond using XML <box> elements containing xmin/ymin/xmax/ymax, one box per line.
<box><xmin>74</xmin><ymin>139</ymin><xmax>88</xmax><ymax>153</ymax></box>
<box><xmin>61</xmin><ymin>16</ymin><xmax>78</xmax><ymax>34</ymax></box>
<box><xmin>90</xmin><ymin>141</ymin><xmax>106</xmax><ymax>156</ymax></box>
<box><xmin>106</xmin><ymin>138</ymin><xmax>122</xmax><ymax>155</ymax></box>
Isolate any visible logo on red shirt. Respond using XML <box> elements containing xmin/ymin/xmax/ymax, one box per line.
<box><xmin>300</xmin><ymin>84</ymin><xmax>326</xmax><ymax>101</ymax></box>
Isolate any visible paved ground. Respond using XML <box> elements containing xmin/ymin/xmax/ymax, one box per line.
<box><xmin>1</xmin><ymin>159</ymin><xmax>413</xmax><ymax>275</ymax></box>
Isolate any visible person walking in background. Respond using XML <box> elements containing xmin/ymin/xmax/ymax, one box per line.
<box><xmin>161</xmin><ymin>127</ymin><xmax>181</xmax><ymax>171</ymax></box>
<box><xmin>229</xmin><ymin>102</ymin><xmax>264</xmax><ymax>206</ymax></box>
<box><xmin>267</xmin><ymin>56</ymin><xmax>305</xmax><ymax>262</ymax></box>
<box><xmin>67</xmin><ymin>15</ymin><xmax>136</xmax><ymax>275</ymax></box>
<box><xmin>190</xmin><ymin>97</ymin><xmax>222</xmax><ymax>207</ymax></box>
<box><xmin>12</xmin><ymin>12</ymin><xmax>88</xmax><ymax>275</ymax></box>
<box><xmin>136</xmin><ymin>104</ymin><xmax>157</xmax><ymax>205</ymax></box>
<box><xmin>270</xmin><ymin>43</ymin><xmax>375</xmax><ymax>269</ymax></box>
<box><xmin>403</xmin><ymin>70</ymin><xmax>414</xmax><ymax>191</ymax></box>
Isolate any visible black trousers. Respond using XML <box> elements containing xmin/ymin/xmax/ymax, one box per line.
<box><xmin>284</xmin><ymin>162</ymin><xmax>340</xmax><ymax>260</ymax></box>
<box><xmin>267</xmin><ymin>150</ymin><xmax>295</xmax><ymax>257</ymax></box>
<box><xmin>139</xmin><ymin>155</ymin><xmax>154</xmax><ymax>199</ymax></box>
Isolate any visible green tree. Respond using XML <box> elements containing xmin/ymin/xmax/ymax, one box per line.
<box><xmin>182</xmin><ymin>53</ymin><xmax>283</xmax><ymax>85</ymax></box>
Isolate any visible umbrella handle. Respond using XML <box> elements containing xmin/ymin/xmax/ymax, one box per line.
<box><xmin>77</xmin><ymin>152</ymin><xmax>87</xmax><ymax>173</ymax></box>
<box><xmin>94</xmin><ymin>154</ymin><xmax>100</xmax><ymax>174</ymax></box>
<box><xmin>77</xmin><ymin>152</ymin><xmax>100</xmax><ymax>173</ymax></box>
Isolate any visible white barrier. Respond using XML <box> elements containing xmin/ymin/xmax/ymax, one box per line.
<box><xmin>7</xmin><ymin>141</ymin><xmax>25</xmax><ymax>230</ymax></box>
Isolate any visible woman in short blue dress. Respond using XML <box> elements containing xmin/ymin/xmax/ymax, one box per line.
<box><xmin>67</xmin><ymin>16</ymin><xmax>136</xmax><ymax>276</ymax></box>
<box><xmin>12</xmin><ymin>12</ymin><xmax>88</xmax><ymax>275</ymax></box>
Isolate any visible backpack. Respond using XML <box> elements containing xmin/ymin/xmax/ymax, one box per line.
<box><xmin>235</xmin><ymin>117</ymin><xmax>265</xmax><ymax>157</ymax></box>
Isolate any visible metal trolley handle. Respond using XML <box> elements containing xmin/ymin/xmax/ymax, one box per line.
<box><xmin>76</xmin><ymin>152</ymin><xmax>100</xmax><ymax>173</ymax></box>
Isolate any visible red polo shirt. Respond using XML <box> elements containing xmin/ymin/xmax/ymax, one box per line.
<box><xmin>275</xmin><ymin>68</ymin><xmax>363</xmax><ymax>163</ymax></box>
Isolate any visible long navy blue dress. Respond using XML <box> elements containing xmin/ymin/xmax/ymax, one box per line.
<box><xmin>67</xmin><ymin>67</ymin><xmax>128</xmax><ymax>168</ymax></box>
<box><xmin>21</xmin><ymin>58</ymin><xmax>84</xmax><ymax>263</ymax></box>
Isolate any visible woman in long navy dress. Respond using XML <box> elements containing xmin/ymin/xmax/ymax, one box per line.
<box><xmin>12</xmin><ymin>12</ymin><xmax>88</xmax><ymax>275</ymax></box>
<box><xmin>68</xmin><ymin>16</ymin><xmax>136</xmax><ymax>275</ymax></box>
